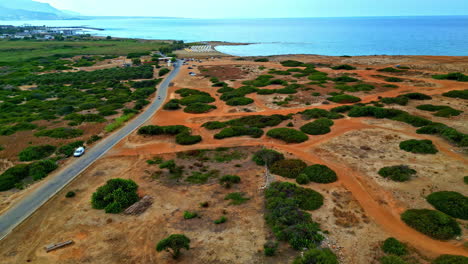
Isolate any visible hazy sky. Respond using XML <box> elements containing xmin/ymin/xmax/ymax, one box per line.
<box><xmin>36</xmin><ymin>0</ymin><xmax>468</xmax><ymax>18</ymax></box>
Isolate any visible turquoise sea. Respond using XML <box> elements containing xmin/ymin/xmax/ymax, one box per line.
<box><xmin>3</xmin><ymin>16</ymin><xmax>468</xmax><ymax>56</ymax></box>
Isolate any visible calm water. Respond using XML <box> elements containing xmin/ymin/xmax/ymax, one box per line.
<box><xmin>4</xmin><ymin>16</ymin><xmax>468</xmax><ymax>56</ymax></box>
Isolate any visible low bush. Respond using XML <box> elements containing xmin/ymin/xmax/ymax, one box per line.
<box><xmin>263</xmin><ymin>241</ymin><xmax>278</xmax><ymax>256</ymax></box>
<box><xmin>335</xmin><ymin>83</ymin><xmax>374</xmax><ymax>92</ymax></box>
<box><xmin>0</xmin><ymin>122</ymin><xmax>38</xmax><ymax>136</ymax></box>
<box><xmin>226</xmin><ymin>97</ymin><xmax>254</xmax><ymax>106</ymax></box>
<box><xmin>184</xmin><ymin>103</ymin><xmax>216</xmax><ymax>113</ymax></box>
<box><xmin>34</xmin><ymin>127</ymin><xmax>83</xmax><ymax>139</ymax></box>
<box><xmin>328</xmin><ymin>94</ymin><xmax>361</xmax><ymax>103</ymax></box>
<box><xmin>402</xmin><ymin>92</ymin><xmax>432</xmax><ymax>100</ymax></box>
<box><xmin>183</xmin><ymin>211</ymin><xmax>198</xmax><ymax>219</ymax></box>
<box><xmin>0</xmin><ymin>160</ymin><xmax>58</xmax><ymax>191</ymax></box>
<box><xmin>105</xmin><ymin>113</ymin><xmax>136</xmax><ymax>132</ymax></box>
<box><xmin>432</xmin><ymin>72</ymin><xmax>468</xmax><ymax>82</ymax></box>
<box><xmin>381</xmin><ymin>96</ymin><xmax>409</xmax><ymax>105</ymax></box>
<box><xmin>378</xmin><ymin>165</ymin><xmax>416</xmax><ymax>182</ymax></box>
<box><xmin>179</xmin><ymin>94</ymin><xmax>215</xmax><ymax>105</ymax></box>
<box><xmin>270</xmin><ymin>159</ymin><xmax>307</xmax><ymax>179</ymax></box>
<box><xmin>442</xmin><ymin>89</ymin><xmax>468</xmax><ymax>99</ymax></box>
<box><xmin>300</xmin><ymin>118</ymin><xmax>334</xmax><ymax>135</ymax></box>
<box><xmin>293</xmin><ymin>248</ymin><xmax>339</xmax><ymax>264</ymax></box>
<box><xmin>401</xmin><ymin>209</ymin><xmax>461</xmax><ymax>240</ymax></box>
<box><xmin>91</xmin><ymin>178</ymin><xmax>139</xmax><ymax>214</ymax></box>
<box><xmin>281</xmin><ymin>60</ymin><xmax>305</xmax><ymax>67</ymax></box>
<box><xmin>219</xmin><ymin>175</ymin><xmax>241</xmax><ymax>188</ymax></box>
<box><xmin>138</xmin><ymin>125</ymin><xmax>189</xmax><ymax>136</ymax></box>
<box><xmin>225</xmin><ymin>192</ymin><xmax>250</xmax><ymax>205</ymax></box>
<box><xmin>378</xmin><ymin>67</ymin><xmax>404</xmax><ymax>73</ymax></box>
<box><xmin>385</xmin><ymin>77</ymin><xmax>404</xmax><ymax>82</ymax></box>
<box><xmin>432</xmin><ymin>255</ymin><xmax>468</xmax><ymax>264</ymax></box>
<box><xmin>265</xmin><ymin>182</ymin><xmax>324</xmax><ymax>250</ymax></box>
<box><xmin>382</xmin><ymin>237</ymin><xmax>407</xmax><ymax>256</ymax></box>
<box><xmin>332</xmin><ymin>64</ymin><xmax>356</xmax><ymax>70</ymax></box>
<box><xmin>163</xmin><ymin>99</ymin><xmax>181</xmax><ymax>110</ymax></box>
<box><xmin>416</xmin><ymin>123</ymin><xmax>468</xmax><ymax>148</ymax></box>
<box><xmin>303</xmin><ymin>164</ymin><xmax>338</xmax><ymax>183</ymax></box>
<box><xmin>331</xmin><ymin>105</ymin><xmax>354</xmax><ymax>113</ymax></box>
<box><xmin>252</xmin><ymin>148</ymin><xmax>285</xmax><ymax>166</ymax></box>
<box><xmin>158</xmin><ymin>68</ymin><xmax>170</xmax><ymax>76</ymax></box>
<box><xmin>214</xmin><ymin>216</ymin><xmax>227</xmax><ymax>224</ymax></box>
<box><xmin>224</xmin><ymin>114</ymin><xmax>289</xmax><ymax>128</ymax></box>
<box><xmin>175</xmin><ymin>132</ymin><xmax>202</xmax><ymax>145</ymax></box>
<box><xmin>214</xmin><ymin>126</ymin><xmax>263</xmax><ymax>139</ymax></box>
<box><xmin>58</xmin><ymin>141</ymin><xmax>84</xmax><ymax>157</ymax></box>
<box><xmin>267</xmin><ymin>128</ymin><xmax>308</xmax><ymax>143</ymax></box>
<box><xmin>185</xmin><ymin>171</ymin><xmax>217</xmax><ymax>184</ymax></box>
<box><xmin>296</xmin><ymin>173</ymin><xmax>310</xmax><ymax>185</ymax></box>
<box><xmin>202</xmin><ymin>121</ymin><xmax>227</xmax><ymax>130</ymax></box>
<box><xmin>380</xmin><ymin>255</ymin><xmax>408</xmax><ymax>264</ymax></box>
<box><xmin>332</xmin><ymin>76</ymin><xmax>359</xmax><ymax>82</ymax></box>
<box><xmin>19</xmin><ymin>145</ymin><xmax>56</xmax><ymax>161</ymax></box>
<box><xmin>254</xmin><ymin>58</ymin><xmax>269</xmax><ymax>62</ymax></box>
<box><xmin>65</xmin><ymin>191</ymin><xmax>76</xmax><ymax>198</ymax></box>
<box><xmin>399</xmin><ymin>139</ymin><xmax>438</xmax><ymax>154</ymax></box>
<box><xmin>417</xmin><ymin>104</ymin><xmax>462</xmax><ymax>117</ymax></box>
<box><xmin>426</xmin><ymin>191</ymin><xmax>467</xmax><ymax>220</ymax></box>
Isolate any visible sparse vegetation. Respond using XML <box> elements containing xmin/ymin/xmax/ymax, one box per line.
<box><xmin>224</xmin><ymin>192</ymin><xmax>250</xmax><ymax>205</ymax></box>
<box><xmin>263</xmin><ymin>241</ymin><xmax>278</xmax><ymax>256</ymax></box>
<box><xmin>183</xmin><ymin>211</ymin><xmax>198</xmax><ymax>219</ymax></box>
<box><xmin>219</xmin><ymin>175</ymin><xmax>241</xmax><ymax>188</ymax></box>
<box><xmin>214</xmin><ymin>216</ymin><xmax>227</xmax><ymax>224</ymax></box>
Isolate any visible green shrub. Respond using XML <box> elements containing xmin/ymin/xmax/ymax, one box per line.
<box><xmin>105</xmin><ymin>113</ymin><xmax>136</xmax><ymax>132</ymax></box>
<box><xmin>19</xmin><ymin>145</ymin><xmax>56</xmax><ymax>161</ymax></box>
<box><xmin>293</xmin><ymin>248</ymin><xmax>339</xmax><ymax>264</ymax></box>
<box><xmin>252</xmin><ymin>148</ymin><xmax>285</xmax><ymax>166</ymax></box>
<box><xmin>335</xmin><ymin>83</ymin><xmax>375</xmax><ymax>92</ymax></box>
<box><xmin>65</xmin><ymin>191</ymin><xmax>76</xmax><ymax>198</ymax></box>
<box><xmin>215</xmin><ymin>126</ymin><xmax>263</xmax><ymax>139</ymax></box>
<box><xmin>331</xmin><ymin>105</ymin><xmax>354</xmax><ymax>113</ymax></box>
<box><xmin>426</xmin><ymin>191</ymin><xmax>467</xmax><ymax>220</ymax></box>
<box><xmin>225</xmin><ymin>192</ymin><xmax>250</xmax><ymax>205</ymax></box>
<box><xmin>332</xmin><ymin>64</ymin><xmax>356</xmax><ymax>70</ymax></box>
<box><xmin>300</xmin><ymin>108</ymin><xmax>343</xmax><ymax>120</ymax></box>
<box><xmin>224</xmin><ymin>114</ymin><xmax>289</xmax><ymax>128</ymax></box>
<box><xmin>382</xmin><ymin>237</ymin><xmax>407</xmax><ymax>256</ymax></box>
<box><xmin>265</xmin><ymin>182</ymin><xmax>324</xmax><ymax>249</ymax></box>
<box><xmin>138</xmin><ymin>125</ymin><xmax>189</xmax><ymax>135</ymax></box>
<box><xmin>184</xmin><ymin>103</ymin><xmax>216</xmax><ymax>113</ymax></box>
<box><xmin>434</xmin><ymin>108</ymin><xmax>463</xmax><ymax>117</ymax></box>
<box><xmin>296</xmin><ymin>173</ymin><xmax>310</xmax><ymax>185</ymax></box>
<box><xmin>442</xmin><ymin>89</ymin><xmax>468</xmax><ymax>99</ymax></box>
<box><xmin>214</xmin><ymin>216</ymin><xmax>227</xmax><ymax>224</ymax></box>
<box><xmin>91</xmin><ymin>178</ymin><xmax>139</xmax><ymax>214</ymax></box>
<box><xmin>267</xmin><ymin>128</ymin><xmax>308</xmax><ymax>143</ymax></box>
<box><xmin>34</xmin><ymin>127</ymin><xmax>83</xmax><ymax>139</ymax></box>
<box><xmin>380</xmin><ymin>255</ymin><xmax>408</xmax><ymax>264</ymax></box>
<box><xmin>328</xmin><ymin>94</ymin><xmax>361</xmax><ymax>103</ymax></box>
<box><xmin>156</xmin><ymin>234</ymin><xmax>190</xmax><ymax>259</ymax></box>
<box><xmin>378</xmin><ymin>165</ymin><xmax>416</xmax><ymax>182</ymax></box>
<box><xmin>303</xmin><ymin>164</ymin><xmax>338</xmax><ymax>183</ymax></box>
<box><xmin>416</xmin><ymin>123</ymin><xmax>468</xmax><ymax>147</ymax></box>
<box><xmin>401</xmin><ymin>209</ymin><xmax>461</xmax><ymax>240</ymax></box>
<box><xmin>432</xmin><ymin>255</ymin><xmax>468</xmax><ymax>264</ymax></box>
<box><xmin>332</xmin><ymin>76</ymin><xmax>359</xmax><ymax>82</ymax></box>
<box><xmin>377</xmin><ymin>67</ymin><xmax>404</xmax><ymax>73</ymax></box>
<box><xmin>28</xmin><ymin>159</ymin><xmax>59</xmax><ymax>180</ymax></box>
<box><xmin>175</xmin><ymin>132</ymin><xmax>202</xmax><ymax>145</ymax></box>
<box><xmin>254</xmin><ymin>58</ymin><xmax>269</xmax><ymax>62</ymax></box>
<box><xmin>58</xmin><ymin>141</ymin><xmax>84</xmax><ymax>157</ymax></box>
<box><xmin>158</xmin><ymin>68</ymin><xmax>170</xmax><ymax>76</ymax></box>
<box><xmin>226</xmin><ymin>97</ymin><xmax>254</xmax><ymax>106</ymax></box>
<box><xmin>281</xmin><ymin>60</ymin><xmax>305</xmax><ymax>67</ymax></box>
<box><xmin>401</xmin><ymin>92</ymin><xmax>432</xmax><ymax>100</ymax></box>
<box><xmin>399</xmin><ymin>139</ymin><xmax>438</xmax><ymax>154</ymax></box>
<box><xmin>300</xmin><ymin>118</ymin><xmax>334</xmax><ymax>135</ymax></box>
<box><xmin>432</xmin><ymin>72</ymin><xmax>468</xmax><ymax>82</ymax></box>
<box><xmin>263</xmin><ymin>241</ymin><xmax>278</xmax><ymax>256</ymax></box>
<box><xmin>0</xmin><ymin>122</ymin><xmax>38</xmax><ymax>136</ymax></box>
<box><xmin>179</xmin><ymin>94</ymin><xmax>215</xmax><ymax>105</ymax></box>
<box><xmin>185</xmin><ymin>171</ymin><xmax>217</xmax><ymax>184</ymax></box>
<box><xmin>385</xmin><ymin>77</ymin><xmax>404</xmax><ymax>82</ymax></box>
<box><xmin>270</xmin><ymin>159</ymin><xmax>307</xmax><ymax>179</ymax></box>
<box><xmin>0</xmin><ymin>164</ymin><xmax>30</xmax><ymax>191</ymax></box>
<box><xmin>163</xmin><ymin>100</ymin><xmax>181</xmax><ymax>110</ymax></box>
<box><xmin>381</xmin><ymin>96</ymin><xmax>409</xmax><ymax>105</ymax></box>
<box><xmin>202</xmin><ymin>121</ymin><xmax>226</xmax><ymax>130</ymax></box>
<box><xmin>219</xmin><ymin>175</ymin><xmax>241</xmax><ymax>188</ymax></box>
<box><xmin>465</xmin><ymin>176</ymin><xmax>468</xmax><ymax>184</ymax></box>
<box><xmin>183</xmin><ymin>211</ymin><xmax>198</xmax><ymax>219</ymax></box>
<box><xmin>308</xmin><ymin>71</ymin><xmax>329</xmax><ymax>82</ymax></box>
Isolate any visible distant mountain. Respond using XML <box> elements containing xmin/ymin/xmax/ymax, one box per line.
<box><xmin>0</xmin><ymin>0</ymin><xmax>81</xmax><ymax>20</ymax></box>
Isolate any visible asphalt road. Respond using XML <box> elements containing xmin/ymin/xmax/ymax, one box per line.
<box><xmin>0</xmin><ymin>60</ymin><xmax>182</xmax><ymax>240</ymax></box>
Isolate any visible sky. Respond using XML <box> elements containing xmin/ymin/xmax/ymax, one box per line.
<box><xmin>36</xmin><ymin>0</ymin><xmax>468</xmax><ymax>18</ymax></box>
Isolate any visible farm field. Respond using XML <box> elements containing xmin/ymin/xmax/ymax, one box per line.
<box><xmin>0</xmin><ymin>50</ymin><xmax>467</xmax><ymax>264</ymax></box>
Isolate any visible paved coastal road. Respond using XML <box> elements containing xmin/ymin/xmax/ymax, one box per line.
<box><xmin>0</xmin><ymin>60</ymin><xmax>182</xmax><ymax>240</ymax></box>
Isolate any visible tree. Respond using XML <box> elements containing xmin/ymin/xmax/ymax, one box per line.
<box><xmin>156</xmin><ymin>234</ymin><xmax>190</xmax><ymax>259</ymax></box>
<box><xmin>252</xmin><ymin>148</ymin><xmax>285</xmax><ymax>167</ymax></box>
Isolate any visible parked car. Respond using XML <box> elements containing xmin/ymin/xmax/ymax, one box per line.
<box><xmin>73</xmin><ymin>147</ymin><xmax>85</xmax><ymax>157</ymax></box>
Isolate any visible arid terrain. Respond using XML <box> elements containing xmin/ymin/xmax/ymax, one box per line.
<box><xmin>0</xmin><ymin>54</ymin><xmax>467</xmax><ymax>264</ymax></box>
